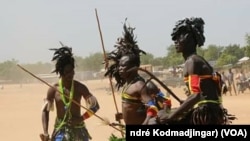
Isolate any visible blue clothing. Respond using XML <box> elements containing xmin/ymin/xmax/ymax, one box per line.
<box><xmin>51</xmin><ymin>118</ymin><xmax>91</xmax><ymax>141</ymax></box>
<box><xmin>157</xmin><ymin>91</ymin><xmax>165</xmax><ymax>97</ymax></box>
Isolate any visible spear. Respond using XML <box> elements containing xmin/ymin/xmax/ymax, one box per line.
<box><xmin>128</xmin><ymin>66</ymin><xmax>183</xmax><ymax>104</ymax></box>
<box><xmin>95</xmin><ymin>8</ymin><xmax>124</xmax><ymax>137</ymax></box>
<box><xmin>16</xmin><ymin>64</ymin><xmax>124</xmax><ymax>134</ymax></box>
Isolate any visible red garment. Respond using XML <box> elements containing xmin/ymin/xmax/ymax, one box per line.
<box><xmin>188</xmin><ymin>75</ymin><xmax>201</xmax><ymax>94</ymax></box>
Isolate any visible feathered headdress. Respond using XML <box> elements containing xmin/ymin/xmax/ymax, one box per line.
<box><xmin>105</xmin><ymin>18</ymin><xmax>146</xmax><ymax>89</ymax></box>
<box><xmin>171</xmin><ymin>17</ymin><xmax>205</xmax><ymax>47</ymax></box>
<box><xmin>49</xmin><ymin>42</ymin><xmax>74</xmax><ymax>76</ymax></box>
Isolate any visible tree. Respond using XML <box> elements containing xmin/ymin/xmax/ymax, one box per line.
<box><xmin>197</xmin><ymin>47</ymin><xmax>205</xmax><ymax>57</ymax></box>
<box><xmin>244</xmin><ymin>33</ymin><xmax>250</xmax><ymax>57</ymax></box>
<box><xmin>216</xmin><ymin>53</ymin><xmax>237</xmax><ymax>67</ymax></box>
<box><xmin>245</xmin><ymin>33</ymin><xmax>250</xmax><ymax>45</ymax></box>
<box><xmin>140</xmin><ymin>53</ymin><xmax>154</xmax><ymax>65</ymax></box>
<box><xmin>76</xmin><ymin>52</ymin><xmax>104</xmax><ymax>71</ymax></box>
<box><xmin>163</xmin><ymin>45</ymin><xmax>183</xmax><ymax>68</ymax></box>
<box><xmin>151</xmin><ymin>57</ymin><xmax>165</xmax><ymax>66</ymax></box>
<box><xmin>0</xmin><ymin>59</ymin><xmax>25</xmax><ymax>82</ymax></box>
<box><xmin>223</xmin><ymin>44</ymin><xmax>244</xmax><ymax>64</ymax></box>
<box><xmin>203</xmin><ymin>45</ymin><xmax>223</xmax><ymax>61</ymax></box>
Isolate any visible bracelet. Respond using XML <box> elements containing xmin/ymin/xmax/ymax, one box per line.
<box><xmin>43</xmin><ymin>133</ymin><xmax>49</xmax><ymax>137</ymax></box>
<box><xmin>82</xmin><ymin>110</ymin><xmax>93</xmax><ymax>120</ymax></box>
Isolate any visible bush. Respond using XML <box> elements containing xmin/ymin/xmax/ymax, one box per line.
<box><xmin>108</xmin><ymin>134</ymin><xmax>125</xmax><ymax>141</ymax></box>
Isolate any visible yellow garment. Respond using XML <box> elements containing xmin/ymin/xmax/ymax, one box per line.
<box><xmin>121</xmin><ymin>81</ymin><xmax>142</xmax><ymax>104</ymax></box>
<box><xmin>122</xmin><ymin>92</ymin><xmax>141</xmax><ymax>103</ymax></box>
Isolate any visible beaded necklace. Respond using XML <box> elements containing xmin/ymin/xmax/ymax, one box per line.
<box><xmin>59</xmin><ymin>79</ymin><xmax>74</xmax><ymax>110</ymax></box>
<box><xmin>56</xmin><ymin>79</ymin><xmax>74</xmax><ymax>131</ymax></box>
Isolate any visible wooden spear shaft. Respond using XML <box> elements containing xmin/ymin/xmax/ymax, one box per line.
<box><xmin>95</xmin><ymin>8</ymin><xmax>124</xmax><ymax>137</ymax></box>
<box><xmin>16</xmin><ymin>64</ymin><xmax>124</xmax><ymax>134</ymax></box>
<box><xmin>129</xmin><ymin>66</ymin><xmax>183</xmax><ymax>104</ymax></box>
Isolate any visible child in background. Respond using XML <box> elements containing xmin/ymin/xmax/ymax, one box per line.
<box><xmin>142</xmin><ymin>80</ymin><xmax>172</xmax><ymax>125</ymax></box>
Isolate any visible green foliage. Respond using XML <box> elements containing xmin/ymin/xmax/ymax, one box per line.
<box><xmin>1</xmin><ymin>33</ymin><xmax>250</xmax><ymax>83</ymax></box>
<box><xmin>0</xmin><ymin>59</ymin><xmax>20</xmax><ymax>80</ymax></box>
<box><xmin>245</xmin><ymin>33</ymin><xmax>250</xmax><ymax>46</ymax></box>
<box><xmin>197</xmin><ymin>47</ymin><xmax>205</xmax><ymax>56</ymax></box>
<box><xmin>223</xmin><ymin>44</ymin><xmax>244</xmax><ymax>59</ymax></box>
<box><xmin>163</xmin><ymin>45</ymin><xmax>183</xmax><ymax>68</ymax></box>
<box><xmin>75</xmin><ymin>52</ymin><xmax>104</xmax><ymax>71</ymax></box>
<box><xmin>0</xmin><ymin>60</ymin><xmax>55</xmax><ymax>83</ymax></box>
<box><xmin>151</xmin><ymin>57</ymin><xmax>165</xmax><ymax>66</ymax></box>
<box><xmin>140</xmin><ymin>53</ymin><xmax>154</xmax><ymax>65</ymax></box>
<box><xmin>244</xmin><ymin>45</ymin><xmax>250</xmax><ymax>57</ymax></box>
<box><xmin>108</xmin><ymin>134</ymin><xmax>125</xmax><ymax>141</ymax></box>
<box><xmin>203</xmin><ymin>45</ymin><xmax>223</xmax><ymax>61</ymax></box>
<box><xmin>244</xmin><ymin>33</ymin><xmax>250</xmax><ymax>57</ymax></box>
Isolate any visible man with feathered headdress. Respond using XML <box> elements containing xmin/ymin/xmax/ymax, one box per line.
<box><xmin>40</xmin><ymin>44</ymin><xmax>100</xmax><ymax>141</ymax></box>
<box><xmin>104</xmin><ymin>19</ymin><xmax>156</xmax><ymax>125</ymax></box>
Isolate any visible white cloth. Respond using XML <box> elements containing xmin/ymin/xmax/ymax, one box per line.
<box><xmin>41</xmin><ymin>99</ymin><xmax>54</xmax><ymax>111</ymax></box>
<box><xmin>85</xmin><ymin>95</ymin><xmax>98</xmax><ymax>109</ymax></box>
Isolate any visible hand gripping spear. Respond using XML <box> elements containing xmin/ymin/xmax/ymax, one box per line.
<box><xmin>95</xmin><ymin>8</ymin><xmax>124</xmax><ymax>137</ymax></box>
<box><xmin>16</xmin><ymin>64</ymin><xmax>124</xmax><ymax>135</ymax></box>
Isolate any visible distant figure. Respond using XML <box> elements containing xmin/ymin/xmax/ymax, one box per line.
<box><xmin>235</xmin><ymin>69</ymin><xmax>247</xmax><ymax>94</ymax></box>
<box><xmin>172</xmin><ymin>66</ymin><xmax>177</xmax><ymax>77</ymax></box>
<box><xmin>221</xmin><ymin>71</ymin><xmax>229</xmax><ymax>95</ymax></box>
<box><xmin>236</xmin><ymin>69</ymin><xmax>246</xmax><ymax>82</ymax></box>
<box><xmin>228</xmin><ymin>68</ymin><xmax>237</xmax><ymax>96</ymax></box>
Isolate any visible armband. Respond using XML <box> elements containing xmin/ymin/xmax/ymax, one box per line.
<box><xmin>189</xmin><ymin>75</ymin><xmax>201</xmax><ymax>94</ymax></box>
<box><xmin>82</xmin><ymin>95</ymin><xmax>100</xmax><ymax>120</ymax></box>
<box><xmin>164</xmin><ymin>99</ymin><xmax>172</xmax><ymax>107</ymax></box>
<box><xmin>146</xmin><ymin>100</ymin><xmax>157</xmax><ymax>117</ymax></box>
<box><xmin>82</xmin><ymin>110</ymin><xmax>94</xmax><ymax>120</ymax></box>
<box><xmin>147</xmin><ymin>105</ymin><xmax>158</xmax><ymax>117</ymax></box>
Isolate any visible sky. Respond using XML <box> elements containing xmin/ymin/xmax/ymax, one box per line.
<box><xmin>0</xmin><ymin>0</ymin><xmax>250</xmax><ymax>64</ymax></box>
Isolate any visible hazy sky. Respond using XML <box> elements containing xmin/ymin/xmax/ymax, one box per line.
<box><xmin>1</xmin><ymin>0</ymin><xmax>249</xmax><ymax>63</ymax></box>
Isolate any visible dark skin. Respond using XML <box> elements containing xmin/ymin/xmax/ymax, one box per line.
<box><xmin>42</xmin><ymin>64</ymin><xmax>95</xmax><ymax>136</ymax></box>
<box><xmin>158</xmin><ymin>32</ymin><xmax>214</xmax><ymax>123</ymax></box>
<box><xmin>118</xmin><ymin>55</ymin><xmax>153</xmax><ymax>125</ymax></box>
<box><xmin>143</xmin><ymin>81</ymin><xmax>168</xmax><ymax>125</ymax></box>
<box><xmin>141</xmin><ymin>81</ymin><xmax>158</xmax><ymax>125</ymax></box>
<box><xmin>228</xmin><ymin>68</ymin><xmax>237</xmax><ymax>95</ymax></box>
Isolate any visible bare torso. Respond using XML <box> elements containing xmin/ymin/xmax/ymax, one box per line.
<box><xmin>51</xmin><ymin>80</ymin><xmax>91</xmax><ymax>124</ymax></box>
<box><xmin>122</xmin><ymin>103</ymin><xmax>146</xmax><ymax>124</ymax></box>
<box><xmin>121</xmin><ymin>80</ymin><xmax>147</xmax><ymax>125</ymax></box>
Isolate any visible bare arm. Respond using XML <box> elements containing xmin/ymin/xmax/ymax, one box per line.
<box><xmin>140</xmin><ymin>83</ymin><xmax>153</xmax><ymax>104</ymax></box>
<box><xmin>168</xmin><ymin>58</ymin><xmax>201</xmax><ymax>120</ymax></box>
<box><xmin>80</xmin><ymin>83</ymin><xmax>100</xmax><ymax>120</ymax></box>
<box><xmin>42</xmin><ymin>86</ymin><xmax>55</xmax><ymax>136</ymax></box>
<box><xmin>139</xmin><ymin>81</ymin><xmax>156</xmax><ymax>125</ymax></box>
<box><xmin>142</xmin><ymin>115</ymin><xmax>153</xmax><ymax>125</ymax></box>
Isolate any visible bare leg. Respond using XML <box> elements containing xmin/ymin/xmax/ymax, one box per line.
<box><xmin>232</xmin><ymin>82</ymin><xmax>237</xmax><ymax>95</ymax></box>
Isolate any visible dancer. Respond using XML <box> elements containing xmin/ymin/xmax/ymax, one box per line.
<box><xmin>104</xmin><ymin>19</ymin><xmax>154</xmax><ymax>125</ymax></box>
<box><xmin>158</xmin><ymin>17</ymin><xmax>236</xmax><ymax>124</ymax></box>
<box><xmin>41</xmin><ymin>45</ymin><xmax>100</xmax><ymax>141</ymax></box>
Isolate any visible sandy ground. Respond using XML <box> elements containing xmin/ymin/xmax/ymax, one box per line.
<box><xmin>0</xmin><ymin>78</ymin><xmax>250</xmax><ymax>141</ymax></box>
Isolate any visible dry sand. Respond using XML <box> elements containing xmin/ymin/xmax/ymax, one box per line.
<box><xmin>0</xmin><ymin>78</ymin><xmax>249</xmax><ymax>141</ymax></box>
